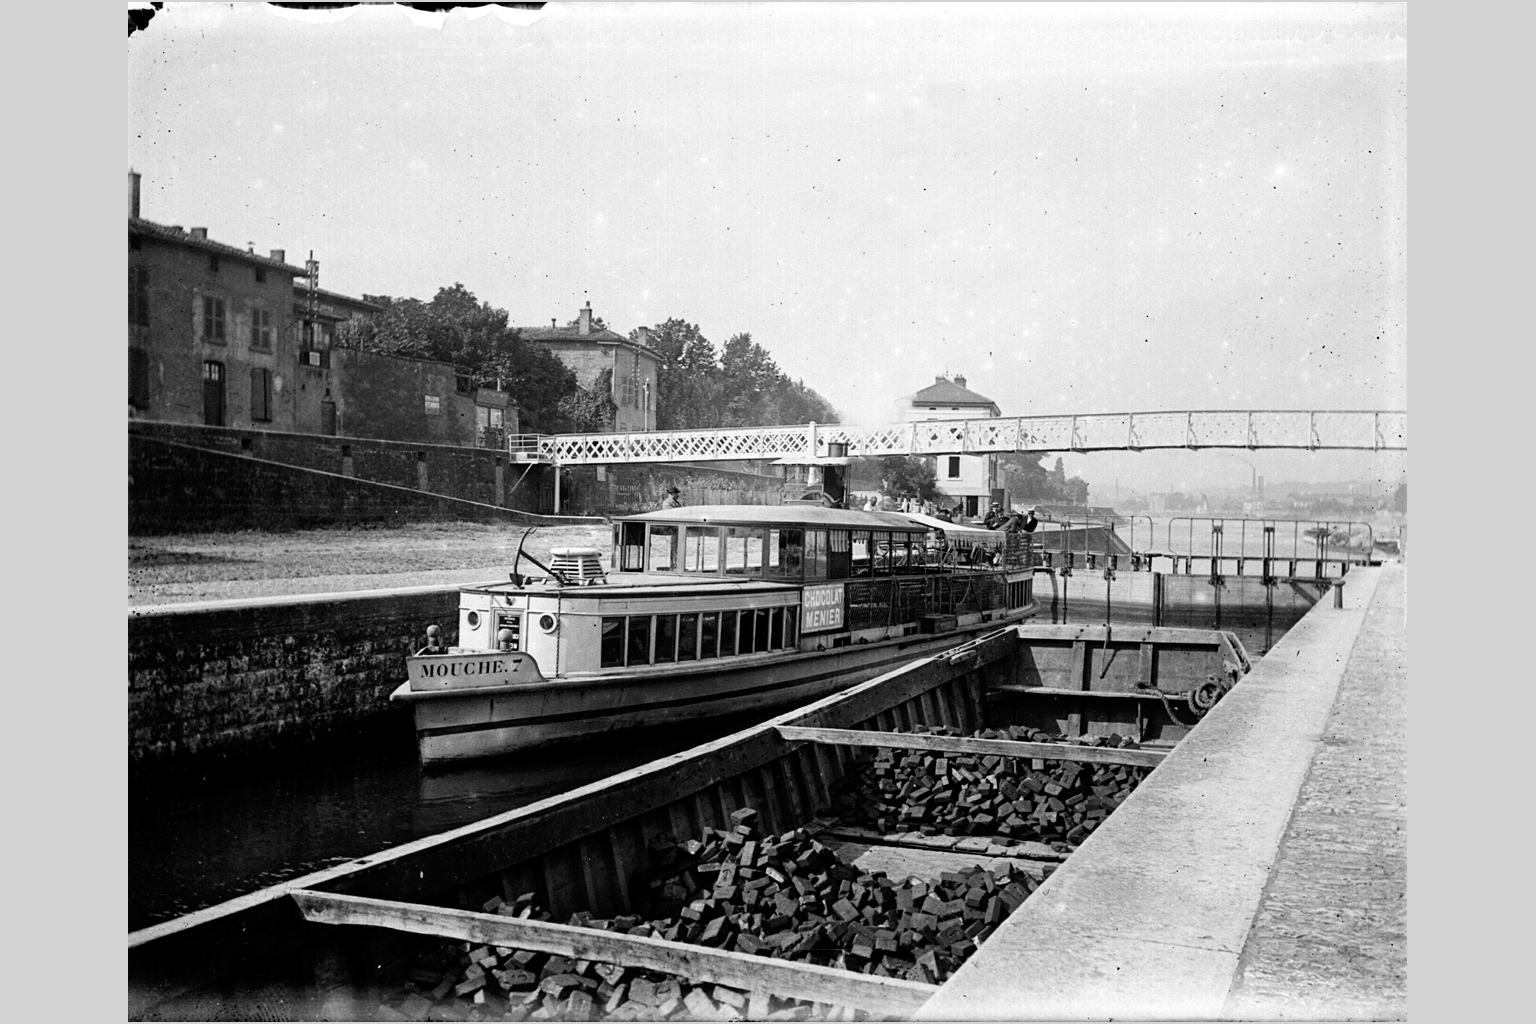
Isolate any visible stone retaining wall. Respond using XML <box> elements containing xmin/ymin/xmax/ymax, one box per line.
<box><xmin>129</xmin><ymin>434</ymin><xmax>595</xmax><ymax>534</ymax></box>
<box><xmin>128</xmin><ymin>586</ymin><xmax>466</xmax><ymax>771</ymax></box>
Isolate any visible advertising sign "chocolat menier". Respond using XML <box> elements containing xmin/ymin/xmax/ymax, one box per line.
<box><xmin>799</xmin><ymin>582</ymin><xmax>846</xmax><ymax>634</ymax></box>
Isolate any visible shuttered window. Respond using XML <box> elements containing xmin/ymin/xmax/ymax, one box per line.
<box><xmin>129</xmin><ymin>348</ymin><xmax>150</xmax><ymax>409</ymax></box>
<box><xmin>250</xmin><ymin>366</ymin><xmax>272</xmax><ymax>422</ymax></box>
<box><xmin>128</xmin><ymin>266</ymin><xmax>150</xmax><ymax>325</ymax></box>
<box><xmin>251</xmin><ymin>309</ymin><xmax>272</xmax><ymax>351</ymax></box>
<box><xmin>202</xmin><ymin>296</ymin><xmax>226</xmax><ymax>343</ymax></box>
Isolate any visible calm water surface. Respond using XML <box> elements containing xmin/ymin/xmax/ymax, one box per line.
<box><xmin>128</xmin><ymin>716</ymin><xmax>756</xmax><ymax>931</ymax></box>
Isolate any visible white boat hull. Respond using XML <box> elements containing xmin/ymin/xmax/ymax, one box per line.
<box><xmin>393</xmin><ymin>609</ymin><xmax>1035</xmax><ymax>764</ymax></box>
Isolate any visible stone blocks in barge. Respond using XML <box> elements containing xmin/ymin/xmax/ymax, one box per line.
<box><xmin>128</xmin><ymin>621</ymin><xmax>1255</xmax><ymax>1020</ymax></box>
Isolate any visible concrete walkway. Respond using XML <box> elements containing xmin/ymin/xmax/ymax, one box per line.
<box><xmin>1223</xmin><ymin>563</ymin><xmax>1406</xmax><ymax>1019</ymax></box>
<box><xmin>917</xmin><ymin>563</ymin><xmax>1406</xmax><ymax>1020</ymax></box>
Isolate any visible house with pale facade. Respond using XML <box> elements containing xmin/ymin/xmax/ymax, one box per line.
<box><xmin>897</xmin><ymin>374</ymin><xmax>1001</xmax><ymax>520</ymax></box>
<box><xmin>518</xmin><ymin>302</ymin><xmax>659</xmax><ymax>433</ymax></box>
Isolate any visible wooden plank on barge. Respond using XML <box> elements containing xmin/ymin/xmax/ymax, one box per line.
<box><xmin>812</xmin><ymin>824</ymin><xmax>1068</xmax><ymax>862</ymax></box>
<box><xmin>988</xmin><ymin>684</ymin><xmax>1193</xmax><ymax>702</ymax></box>
<box><xmin>288</xmin><ymin>890</ymin><xmax>938</xmax><ymax>1017</ymax></box>
<box><xmin>815</xmin><ymin>836</ymin><xmax>1057</xmax><ymax>883</ymax></box>
<box><xmin>775</xmin><ymin>726</ymin><xmax>1168</xmax><ymax>768</ymax></box>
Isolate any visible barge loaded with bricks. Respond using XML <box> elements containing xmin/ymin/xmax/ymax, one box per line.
<box><xmin>393</xmin><ymin>506</ymin><xmax>1041</xmax><ymax>764</ymax></box>
<box><xmin>131</xmin><ymin>616</ymin><xmax>1252</xmax><ymax>1020</ymax></box>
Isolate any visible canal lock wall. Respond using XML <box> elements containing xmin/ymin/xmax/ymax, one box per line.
<box><xmin>129</xmin><ymin>586</ymin><xmax>466</xmax><ymax>774</ymax></box>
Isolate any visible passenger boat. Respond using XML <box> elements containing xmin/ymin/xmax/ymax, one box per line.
<box><xmin>392</xmin><ymin>506</ymin><xmax>1040</xmax><ymax>764</ymax></box>
<box><xmin>132</xmin><ymin>618</ymin><xmax>1252</xmax><ymax>1021</ymax></box>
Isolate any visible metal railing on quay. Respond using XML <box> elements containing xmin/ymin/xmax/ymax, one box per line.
<box><xmin>1159</xmin><ymin>516</ymin><xmax>1376</xmax><ymax>579</ymax></box>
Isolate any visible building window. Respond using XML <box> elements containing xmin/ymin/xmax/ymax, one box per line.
<box><xmin>424</xmin><ymin>395</ymin><xmax>441</xmax><ymax>415</ymax></box>
<box><xmin>947</xmin><ymin>456</ymin><xmax>961</xmax><ymax>479</ymax></box>
<box><xmin>203</xmin><ymin>360</ymin><xmax>225</xmax><ymax>426</ymax></box>
<box><xmin>129</xmin><ymin>266</ymin><xmax>150</xmax><ymax>325</ymax></box>
<box><xmin>129</xmin><ymin>348</ymin><xmax>150</xmax><ymax>409</ymax></box>
<box><xmin>251</xmin><ymin>309</ymin><xmax>273</xmax><ymax>351</ymax></box>
<box><xmin>254</xmin><ymin>267</ymin><xmax>266</xmax><ymax>284</ymax></box>
<box><xmin>209</xmin><ymin>254</ymin><xmax>220</xmax><ymax>274</ymax></box>
<box><xmin>202</xmin><ymin>296</ymin><xmax>226</xmax><ymax>343</ymax></box>
<box><xmin>250</xmin><ymin>367</ymin><xmax>273</xmax><ymax>422</ymax></box>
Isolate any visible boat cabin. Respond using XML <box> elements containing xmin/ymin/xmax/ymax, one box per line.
<box><xmin>612</xmin><ymin>506</ymin><xmax>1028</xmax><ymax>579</ymax></box>
<box><xmin>449</xmin><ymin>506</ymin><xmax>1035</xmax><ymax>678</ymax></box>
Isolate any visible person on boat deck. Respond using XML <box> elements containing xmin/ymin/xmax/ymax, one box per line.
<box><xmin>1016</xmin><ymin>507</ymin><xmax>1040</xmax><ymax>533</ymax></box>
<box><xmin>983</xmin><ymin>501</ymin><xmax>1007</xmax><ymax>530</ymax></box>
<box><xmin>878</xmin><ymin>492</ymin><xmax>895</xmax><ymax>512</ymax></box>
<box><xmin>862</xmin><ymin>495</ymin><xmax>878</xmax><ymax>512</ymax></box>
<box><xmin>659</xmin><ymin>486</ymin><xmax>683</xmax><ymax>509</ymax></box>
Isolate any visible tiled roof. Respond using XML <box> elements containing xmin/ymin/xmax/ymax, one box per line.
<box><xmin>130</xmin><ymin>217</ymin><xmax>312</xmax><ymax>275</ymax></box>
<box><xmin>909</xmin><ymin>378</ymin><xmax>999</xmax><ymax>410</ymax></box>
<box><xmin>293</xmin><ymin>286</ymin><xmax>384</xmax><ymax>313</ymax></box>
<box><xmin>519</xmin><ymin>324</ymin><xmax>658</xmax><ymax>357</ymax></box>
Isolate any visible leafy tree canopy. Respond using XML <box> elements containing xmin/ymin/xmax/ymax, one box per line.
<box><xmin>637</xmin><ymin>322</ymin><xmax>839</xmax><ymax>430</ymax></box>
<box><xmin>997</xmin><ymin>452</ymin><xmax>1091</xmax><ymax>505</ymax></box>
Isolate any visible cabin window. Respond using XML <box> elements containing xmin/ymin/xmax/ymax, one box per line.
<box><xmin>724</xmin><ymin>526</ymin><xmax>764</xmax><ymax>575</ymax></box>
<box><xmin>784</xmin><ymin>607</ymin><xmax>798</xmax><ymax>649</ymax></box>
<box><xmin>678</xmin><ymin>613</ymin><xmax>699</xmax><ymax>661</ymax></box>
<box><xmin>804</xmin><ymin>530</ymin><xmax>827</xmax><ymax>580</ymax></box>
<box><xmin>627</xmin><ymin>616</ymin><xmax>652</xmax><ymax>665</ymax></box>
<box><xmin>682</xmin><ymin>526</ymin><xmax>722</xmax><ymax>574</ymax></box>
<box><xmin>768</xmin><ymin>528</ymin><xmax>804</xmax><ymax>581</ymax></box>
<box><xmin>600</xmin><ymin>618</ymin><xmax>625</xmax><ymax>668</ymax></box>
<box><xmin>872</xmin><ymin>532</ymin><xmax>894</xmax><ymax>575</ymax></box>
<box><xmin>619</xmin><ymin>522</ymin><xmax>646</xmax><ymax>571</ymax></box>
<box><xmin>828</xmin><ymin>529</ymin><xmax>852</xmax><ymax>579</ymax></box>
<box><xmin>700</xmin><ymin>612</ymin><xmax>719</xmax><ymax>659</ymax></box>
<box><xmin>768</xmin><ymin>607</ymin><xmax>784</xmax><ymax>649</ymax></box>
<box><xmin>851</xmin><ymin>531</ymin><xmax>872</xmax><ymax>576</ymax></box>
<box><xmin>753</xmin><ymin>610</ymin><xmax>773</xmax><ymax>653</ymax></box>
<box><xmin>737</xmin><ymin>610</ymin><xmax>755</xmax><ymax>653</ymax></box>
<box><xmin>720</xmin><ymin>609</ymin><xmax>739</xmax><ymax>656</ymax></box>
<box><xmin>649</xmin><ymin>525</ymin><xmax>679</xmax><ymax>571</ymax></box>
<box><xmin>655</xmin><ymin>615</ymin><xmax>678</xmax><ymax>663</ymax></box>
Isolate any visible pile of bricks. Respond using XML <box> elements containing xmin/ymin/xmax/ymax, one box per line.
<box><xmin>828</xmin><ymin>725</ymin><xmax>1151</xmax><ymax>848</ymax></box>
<box><xmin>378</xmin><ymin>939</ymin><xmax>832</xmax><ymax>1022</ymax></box>
<box><xmin>633</xmin><ymin>808</ymin><xmax>1037</xmax><ymax>982</ymax></box>
<box><xmin>376</xmin><ymin>807</ymin><xmax>1038</xmax><ymax>1021</ymax></box>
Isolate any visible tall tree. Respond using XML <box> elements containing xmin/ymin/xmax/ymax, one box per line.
<box><xmin>719</xmin><ymin>333</ymin><xmax>781</xmax><ymax>426</ymax></box>
<box><xmin>641</xmin><ymin>319</ymin><xmax>722</xmax><ymax>430</ymax></box>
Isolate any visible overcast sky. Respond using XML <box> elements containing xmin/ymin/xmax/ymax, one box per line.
<box><xmin>128</xmin><ymin>2</ymin><xmax>1406</xmax><ymax>498</ymax></box>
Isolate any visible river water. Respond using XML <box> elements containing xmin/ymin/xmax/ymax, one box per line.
<box><xmin>128</xmin><ymin>715</ymin><xmax>758</xmax><ymax>931</ymax></box>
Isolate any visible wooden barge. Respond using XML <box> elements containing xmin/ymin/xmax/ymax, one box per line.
<box><xmin>130</xmin><ymin>621</ymin><xmax>1250</xmax><ymax>1021</ymax></box>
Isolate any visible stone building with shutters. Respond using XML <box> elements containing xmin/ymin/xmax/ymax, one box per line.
<box><xmin>127</xmin><ymin>171</ymin><xmax>514</xmax><ymax>447</ymax></box>
<box><xmin>517</xmin><ymin>302</ymin><xmax>659</xmax><ymax>433</ymax></box>
<box><xmin>128</xmin><ymin>176</ymin><xmax>314</xmax><ymax>431</ymax></box>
